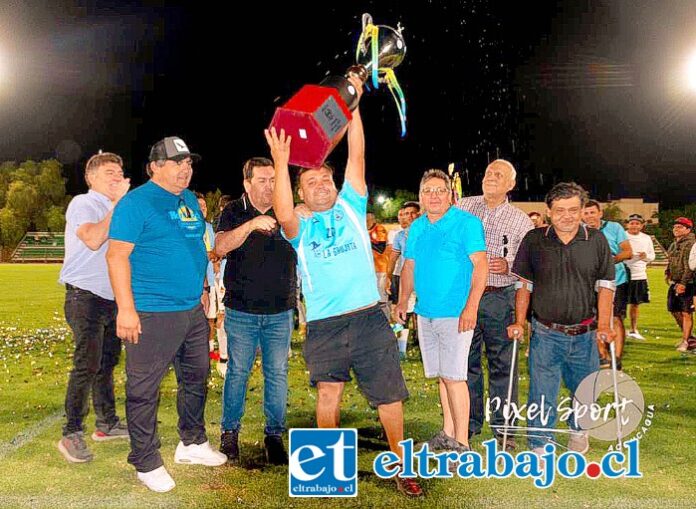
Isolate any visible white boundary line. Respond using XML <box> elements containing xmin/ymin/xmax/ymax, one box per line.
<box><xmin>0</xmin><ymin>410</ymin><xmax>62</xmax><ymax>461</ymax></box>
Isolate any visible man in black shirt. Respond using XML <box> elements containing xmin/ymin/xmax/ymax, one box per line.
<box><xmin>508</xmin><ymin>182</ymin><xmax>615</xmax><ymax>456</ymax></box>
<box><xmin>215</xmin><ymin>157</ymin><xmax>297</xmax><ymax>465</ymax></box>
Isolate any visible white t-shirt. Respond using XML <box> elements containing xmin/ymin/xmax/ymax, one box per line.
<box><xmin>625</xmin><ymin>231</ymin><xmax>655</xmax><ymax>280</ymax></box>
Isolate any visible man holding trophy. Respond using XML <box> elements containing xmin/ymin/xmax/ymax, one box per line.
<box><xmin>266</xmin><ymin>70</ymin><xmax>422</xmax><ymax>496</ymax></box>
<box><xmin>263</xmin><ymin>14</ymin><xmax>421</xmax><ymax>497</ymax></box>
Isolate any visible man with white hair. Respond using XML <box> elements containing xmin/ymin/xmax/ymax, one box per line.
<box><xmin>456</xmin><ymin>159</ymin><xmax>533</xmax><ymax>451</ymax></box>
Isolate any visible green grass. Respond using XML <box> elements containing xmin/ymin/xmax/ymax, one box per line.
<box><xmin>0</xmin><ymin>265</ymin><xmax>694</xmax><ymax>508</ymax></box>
<box><xmin>0</xmin><ymin>264</ymin><xmax>65</xmax><ymax>328</ymax></box>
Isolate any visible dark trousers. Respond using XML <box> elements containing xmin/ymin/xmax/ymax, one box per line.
<box><xmin>467</xmin><ymin>285</ymin><xmax>517</xmax><ymax>437</ymax></box>
<box><xmin>125</xmin><ymin>305</ymin><xmax>210</xmax><ymax>472</ymax></box>
<box><xmin>63</xmin><ymin>285</ymin><xmax>121</xmax><ymax>436</ymax></box>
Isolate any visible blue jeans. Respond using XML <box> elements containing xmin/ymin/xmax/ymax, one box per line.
<box><xmin>221</xmin><ymin>308</ymin><xmax>292</xmax><ymax>436</ymax></box>
<box><xmin>468</xmin><ymin>285</ymin><xmax>516</xmax><ymax>436</ymax></box>
<box><xmin>527</xmin><ymin>318</ymin><xmax>599</xmax><ymax>449</ymax></box>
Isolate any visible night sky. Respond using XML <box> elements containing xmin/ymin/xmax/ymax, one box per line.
<box><xmin>2</xmin><ymin>1</ymin><xmax>696</xmax><ymax>207</ymax></box>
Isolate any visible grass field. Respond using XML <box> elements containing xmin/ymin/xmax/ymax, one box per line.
<box><xmin>0</xmin><ymin>265</ymin><xmax>694</xmax><ymax>508</ymax></box>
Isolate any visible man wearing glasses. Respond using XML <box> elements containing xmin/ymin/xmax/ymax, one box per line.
<box><xmin>396</xmin><ymin>169</ymin><xmax>488</xmax><ymax>457</ymax></box>
<box><xmin>107</xmin><ymin>137</ymin><xmax>226</xmax><ymax>493</ymax></box>
<box><xmin>456</xmin><ymin>159</ymin><xmax>533</xmax><ymax>451</ymax></box>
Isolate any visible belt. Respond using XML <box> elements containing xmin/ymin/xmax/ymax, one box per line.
<box><xmin>535</xmin><ymin>317</ymin><xmax>597</xmax><ymax>336</ymax></box>
<box><xmin>483</xmin><ymin>285</ymin><xmax>511</xmax><ymax>294</ymax></box>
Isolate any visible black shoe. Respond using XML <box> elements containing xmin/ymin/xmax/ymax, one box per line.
<box><xmin>264</xmin><ymin>435</ymin><xmax>288</xmax><ymax>465</ymax></box>
<box><xmin>220</xmin><ymin>430</ymin><xmax>240</xmax><ymax>464</ymax></box>
<box><xmin>599</xmin><ymin>357</ymin><xmax>610</xmax><ymax>369</ymax></box>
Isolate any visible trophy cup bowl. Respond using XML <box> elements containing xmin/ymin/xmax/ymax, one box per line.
<box><xmin>269</xmin><ymin>14</ymin><xmax>407</xmax><ymax>168</ymax></box>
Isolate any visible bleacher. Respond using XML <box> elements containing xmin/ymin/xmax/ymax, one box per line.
<box><xmin>10</xmin><ymin>232</ymin><xmax>65</xmax><ymax>263</ymax></box>
<box><xmin>650</xmin><ymin>235</ymin><xmax>668</xmax><ymax>267</ymax></box>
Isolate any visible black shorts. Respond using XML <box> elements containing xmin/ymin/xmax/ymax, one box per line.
<box><xmin>613</xmin><ymin>283</ymin><xmax>628</xmax><ymax>318</ymax></box>
<box><xmin>389</xmin><ymin>275</ymin><xmax>400</xmax><ymax>304</ymax></box>
<box><xmin>627</xmin><ymin>279</ymin><xmax>650</xmax><ymax>305</ymax></box>
<box><xmin>667</xmin><ymin>283</ymin><xmax>695</xmax><ymax>313</ymax></box>
<box><xmin>304</xmin><ymin>304</ymin><xmax>409</xmax><ymax>407</ymax></box>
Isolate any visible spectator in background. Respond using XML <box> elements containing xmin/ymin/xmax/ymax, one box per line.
<box><xmin>367</xmin><ymin>212</ymin><xmax>391</xmax><ymax>319</ymax></box>
<box><xmin>387</xmin><ymin>201</ymin><xmax>421</xmax><ymax>357</ymax></box>
<box><xmin>528</xmin><ymin>211</ymin><xmax>548</xmax><ymax>228</ymax></box>
<box><xmin>215</xmin><ymin>195</ymin><xmax>233</xmax><ymax>230</ymax></box>
<box><xmin>196</xmin><ymin>193</ymin><xmax>220</xmax><ymax>357</ymax></box>
<box><xmin>667</xmin><ymin>217</ymin><xmax>696</xmax><ymax>353</ymax></box>
<box><xmin>624</xmin><ymin>214</ymin><xmax>655</xmax><ymax>340</ymax></box>
<box><xmin>582</xmin><ymin>200</ymin><xmax>632</xmax><ymax>369</ymax></box>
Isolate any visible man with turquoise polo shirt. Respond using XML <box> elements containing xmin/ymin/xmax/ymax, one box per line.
<box><xmin>265</xmin><ymin>74</ymin><xmax>423</xmax><ymax>498</ymax></box>
<box><xmin>582</xmin><ymin>200</ymin><xmax>632</xmax><ymax>369</ymax></box>
<box><xmin>107</xmin><ymin>136</ymin><xmax>226</xmax><ymax>493</ymax></box>
<box><xmin>395</xmin><ymin>169</ymin><xmax>488</xmax><ymax>453</ymax></box>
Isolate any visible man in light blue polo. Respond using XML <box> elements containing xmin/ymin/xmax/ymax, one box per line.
<box><xmin>265</xmin><ymin>74</ymin><xmax>423</xmax><ymax>498</ymax></box>
<box><xmin>58</xmin><ymin>152</ymin><xmax>130</xmax><ymax>463</ymax></box>
<box><xmin>395</xmin><ymin>169</ymin><xmax>488</xmax><ymax>454</ymax></box>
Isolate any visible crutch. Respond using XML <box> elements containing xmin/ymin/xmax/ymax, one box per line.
<box><xmin>501</xmin><ymin>330</ymin><xmax>520</xmax><ymax>453</ymax></box>
<box><xmin>608</xmin><ymin>339</ymin><xmax>623</xmax><ymax>448</ymax></box>
<box><xmin>597</xmin><ymin>281</ymin><xmax>623</xmax><ymax>449</ymax></box>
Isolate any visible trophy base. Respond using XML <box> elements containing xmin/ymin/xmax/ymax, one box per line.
<box><xmin>270</xmin><ymin>84</ymin><xmax>352</xmax><ymax>169</ymax></box>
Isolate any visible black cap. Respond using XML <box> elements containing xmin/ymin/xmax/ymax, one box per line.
<box><xmin>627</xmin><ymin>214</ymin><xmax>644</xmax><ymax>223</ymax></box>
<box><xmin>149</xmin><ymin>136</ymin><xmax>201</xmax><ymax>162</ymax></box>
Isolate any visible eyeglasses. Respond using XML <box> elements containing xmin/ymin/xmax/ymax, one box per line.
<box><xmin>421</xmin><ymin>187</ymin><xmax>449</xmax><ymax>196</ymax></box>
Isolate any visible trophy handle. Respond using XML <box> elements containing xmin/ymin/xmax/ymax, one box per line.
<box><xmin>362</xmin><ymin>13</ymin><xmax>373</xmax><ymax>32</ymax></box>
<box><xmin>346</xmin><ymin>65</ymin><xmax>368</xmax><ymax>83</ymax></box>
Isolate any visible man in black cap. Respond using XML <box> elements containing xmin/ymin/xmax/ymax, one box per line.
<box><xmin>107</xmin><ymin>136</ymin><xmax>226</xmax><ymax>493</ymax></box>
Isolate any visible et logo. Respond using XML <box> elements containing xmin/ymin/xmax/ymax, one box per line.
<box><xmin>288</xmin><ymin>429</ymin><xmax>358</xmax><ymax>497</ymax></box>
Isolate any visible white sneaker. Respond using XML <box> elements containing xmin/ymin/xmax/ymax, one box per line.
<box><xmin>174</xmin><ymin>441</ymin><xmax>227</xmax><ymax>466</ymax></box>
<box><xmin>628</xmin><ymin>331</ymin><xmax>646</xmax><ymax>340</ymax></box>
<box><xmin>137</xmin><ymin>466</ymin><xmax>175</xmax><ymax>493</ymax></box>
<box><xmin>568</xmin><ymin>431</ymin><xmax>590</xmax><ymax>454</ymax></box>
<box><xmin>216</xmin><ymin>360</ymin><xmax>227</xmax><ymax>378</ymax></box>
